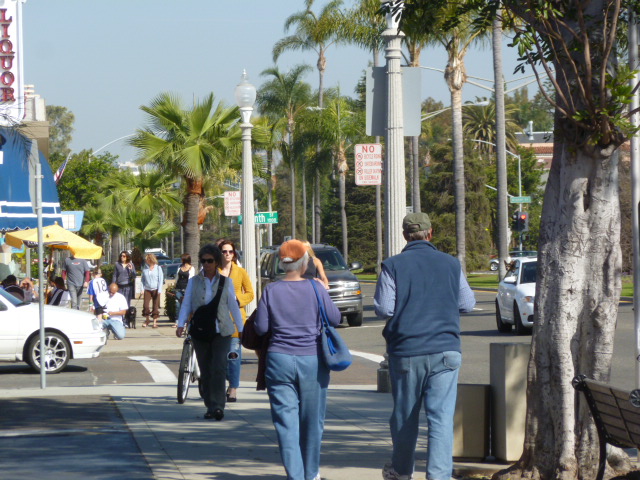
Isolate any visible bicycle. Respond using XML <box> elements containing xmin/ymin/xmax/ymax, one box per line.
<box><xmin>177</xmin><ymin>324</ymin><xmax>203</xmax><ymax>404</ymax></box>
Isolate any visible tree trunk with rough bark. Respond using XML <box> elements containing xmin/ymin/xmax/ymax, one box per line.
<box><xmin>494</xmin><ymin>141</ymin><xmax>626</xmax><ymax>480</ymax></box>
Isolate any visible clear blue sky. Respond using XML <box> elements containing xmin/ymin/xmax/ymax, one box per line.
<box><xmin>23</xmin><ymin>0</ymin><xmax>530</xmax><ymax>163</ymax></box>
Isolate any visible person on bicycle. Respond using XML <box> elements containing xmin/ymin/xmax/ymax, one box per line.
<box><xmin>175</xmin><ymin>244</ymin><xmax>243</xmax><ymax>421</ymax></box>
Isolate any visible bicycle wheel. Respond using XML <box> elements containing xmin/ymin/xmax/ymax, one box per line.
<box><xmin>177</xmin><ymin>339</ymin><xmax>193</xmax><ymax>404</ymax></box>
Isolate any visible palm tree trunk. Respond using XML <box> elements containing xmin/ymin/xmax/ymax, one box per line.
<box><xmin>315</xmin><ymin>174</ymin><xmax>321</xmax><ymax>243</ymax></box>
<box><xmin>184</xmin><ymin>178</ymin><xmax>203</xmax><ymax>268</ymax></box>
<box><xmin>267</xmin><ymin>150</ymin><xmax>274</xmax><ymax>247</ymax></box>
<box><xmin>445</xmin><ymin>45</ymin><xmax>468</xmax><ymax>273</ymax></box>
<box><xmin>110</xmin><ymin>231</ymin><xmax>121</xmax><ymax>265</ymax></box>
<box><xmin>291</xmin><ymin>163</ymin><xmax>296</xmax><ymax>239</ymax></box>
<box><xmin>302</xmin><ymin>160</ymin><xmax>307</xmax><ymax>239</ymax></box>
<box><xmin>339</xmin><ymin>172</ymin><xmax>348</xmax><ymax>262</ymax></box>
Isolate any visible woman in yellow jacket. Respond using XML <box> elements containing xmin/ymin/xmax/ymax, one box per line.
<box><xmin>218</xmin><ymin>239</ymin><xmax>255</xmax><ymax>402</ymax></box>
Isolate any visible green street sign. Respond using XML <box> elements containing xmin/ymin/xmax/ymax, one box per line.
<box><xmin>510</xmin><ymin>196</ymin><xmax>532</xmax><ymax>204</ymax></box>
<box><xmin>238</xmin><ymin>211</ymin><xmax>279</xmax><ymax>225</ymax></box>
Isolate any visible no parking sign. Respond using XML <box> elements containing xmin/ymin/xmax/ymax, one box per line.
<box><xmin>354</xmin><ymin>144</ymin><xmax>382</xmax><ymax>186</ymax></box>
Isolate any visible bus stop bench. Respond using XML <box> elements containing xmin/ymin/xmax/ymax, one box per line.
<box><xmin>572</xmin><ymin>375</ymin><xmax>640</xmax><ymax>480</ymax></box>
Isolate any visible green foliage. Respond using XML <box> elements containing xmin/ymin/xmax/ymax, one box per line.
<box><xmin>46</xmin><ymin>105</ymin><xmax>75</xmax><ymax>157</ymax></box>
<box><xmin>164</xmin><ymin>284</ymin><xmax>176</xmax><ymax>321</ymax></box>
<box><xmin>100</xmin><ymin>263</ymin><xmax>115</xmax><ymax>283</ymax></box>
<box><xmin>49</xmin><ymin>150</ymin><xmax>120</xmax><ymax>210</ymax></box>
<box><xmin>421</xmin><ymin>142</ymin><xmax>492</xmax><ymax>271</ymax></box>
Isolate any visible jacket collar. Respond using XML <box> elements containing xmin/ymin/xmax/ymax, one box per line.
<box><xmin>401</xmin><ymin>240</ymin><xmax>437</xmax><ymax>253</ymax></box>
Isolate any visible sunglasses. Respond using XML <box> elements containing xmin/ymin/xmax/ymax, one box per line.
<box><xmin>200</xmin><ymin>258</ymin><xmax>216</xmax><ymax>264</ymax></box>
<box><xmin>221</xmin><ymin>250</ymin><xmax>234</xmax><ymax>254</ymax></box>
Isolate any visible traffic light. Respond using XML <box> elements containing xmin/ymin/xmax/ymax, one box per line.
<box><xmin>512</xmin><ymin>211</ymin><xmax>530</xmax><ymax>232</ymax></box>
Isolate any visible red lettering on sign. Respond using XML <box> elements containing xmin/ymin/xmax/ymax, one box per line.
<box><xmin>1</xmin><ymin>71</ymin><xmax>13</xmax><ymax>86</ymax></box>
<box><xmin>0</xmin><ymin>55</ymin><xmax>13</xmax><ymax>70</ymax></box>
<box><xmin>2</xmin><ymin>87</ymin><xmax>14</xmax><ymax>101</ymax></box>
<box><xmin>0</xmin><ymin>9</ymin><xmax>12</xmax><ymax>23</ymax></box>
<box><xmin>0</xmin><ymin>39</ymin><xmax>13</xmax><ymax>54</ymax></box>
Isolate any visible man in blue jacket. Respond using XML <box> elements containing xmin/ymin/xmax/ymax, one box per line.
<box><xmin>374</xmin><ymin>212</ymin><xmax>476</xmax><ymax>480</ymax></box>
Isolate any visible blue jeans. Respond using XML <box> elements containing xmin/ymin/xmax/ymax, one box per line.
<box><xmin>175</xmin><ymin>289</ymin><xmax>184</xmax><ymax>319</ymax></box>
<box><xmin>68</xmin><ymin>283</ymin><xmax>83</xmax><ymax>310</ymax></box>
<box><xmin>102</xmin><ymin>318</ymin><xmax>126</xmax><ymax>340</ymax></box>
<box><xmin>388</xmin><ymin>351</ymin><xmax>461</xmax><ymax>480</ymax></box>
<box><xmin>226</xmin><ymin>337</ymin><xmax>242</xmax><ymax>388</ymax></box>
<box><xmin>266</xmin><ymin>352</ymin><xmax>330</xmax><ymax>480</ymax></box>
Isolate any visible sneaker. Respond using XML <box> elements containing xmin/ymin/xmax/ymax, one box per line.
<box><xmin>382</xmin><ymin>463</ymin><xmax>413</xmax><ymax>480</ymax></box>
<box><xmin>312</xmin><ymin>474</ymin><xmax>321</xmax><ymax>480</ymax></box>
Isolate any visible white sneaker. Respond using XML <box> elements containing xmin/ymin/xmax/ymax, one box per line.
<box><xmin>312</xmin><ymin>474</ymin><xmax>321</xmax><ymax>480</ymax></box>
<box><xmin>382</xmin><ymin>463</ymin><xmax>413</xmax><ymax>480</ymax></box>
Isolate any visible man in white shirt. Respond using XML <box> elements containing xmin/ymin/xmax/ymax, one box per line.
<box><xmin>102</xmin><ymin>283</ymin><xmax>129</xmax><ymax>340</ymax></box>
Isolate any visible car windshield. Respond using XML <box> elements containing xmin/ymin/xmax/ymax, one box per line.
<box><xmin>0</xmin><ymin>287</ymin><xmax>27</xmax><ymax>306</ymax></box>
<box><xmin>520</xmin><ymin>262</ymin><xmax>537</xmax><ymax>284</ymax></box>
<box><xmin>315</xmin><ymin>249</ymin><xmax>348</xmax><ymax>271</ymax></box>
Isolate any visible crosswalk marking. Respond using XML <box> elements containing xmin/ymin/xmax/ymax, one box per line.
<box><xmin>129</xmin><ymin>356</ymin><xmax>177</xmax><ymax>383</ymax></box>
<box><xmin>349</xmin><ymin>350</ymin><xmax>385</xmax><ymax>364</ymax></box>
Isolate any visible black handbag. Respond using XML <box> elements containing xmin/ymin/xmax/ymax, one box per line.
<box><xmin>190</xmin><ymin>277</ymin><xmax>226</xmax><ymax>342</ymax></box>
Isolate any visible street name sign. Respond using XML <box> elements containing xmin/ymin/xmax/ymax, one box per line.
<box><xmin>510</xmin><ymin>196</ymin><xmax>532</xmax><ymax>204</ymax></box>
<box><xmin>238</xmin><ymin>212</ymin><xmax>279</xmax><ymax>225</ymax></box>
<box><xmin>224</xmin><ymin>191</ymin><xmax>241</xmax><ymax>216</ymax></box>
<box><xmin>354</xmin><ymin>143</ymin><xmax>382</xmax><ymax>186</ymax></box>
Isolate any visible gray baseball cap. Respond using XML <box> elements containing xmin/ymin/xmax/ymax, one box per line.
<box><xmin>402</xmin><ymin>212</ymin><xmax>432</xmax><ymax>233</ymax></box>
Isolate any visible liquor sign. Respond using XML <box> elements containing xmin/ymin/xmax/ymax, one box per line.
<box><xmin>223</xmin><ymin>191</ymin><xmax>241</xmax><ymax>216</ymax></box>
<box><xmin>354</xmin><ymin>143</ymin><xmax>382</xmax><ymax>186</ymax></box>
<box><xmin>0</xmin><ymin>1</ymin><xmax>24</xmax><ymax>125</ymax></box>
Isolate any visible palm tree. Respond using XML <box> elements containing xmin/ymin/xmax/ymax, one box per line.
<box><xmin>129</xmin><ymin>93</ymin><xmax>241</xmax><ymax>265</ymax></box>
<box><xmin>81</xmin><ymin>206</ymin><xmax>109</xmax><ymax>265</ymax></box>
<box><xmin>305</xmin><ymin>94</ymin><xmax>362</xmax><ymax>261</ymax></box>
<box><xmin>258</xmin><ymin>65</ymin><xmax>313</xmax><ymax>239</ymax></box>
<box><xmin>462</xmin><ymin>100</ymin><xmax>520</xmax><ymax>154</ymax></box>
<box><xmin>273</xmin><ymin>0</ymin><xmax>345</xmax><ymax>242</ymax></box>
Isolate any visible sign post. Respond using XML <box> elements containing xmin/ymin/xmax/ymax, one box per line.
<box><xmin>354</xmin><ymin>143</ymin><xmax>382</xmax><ymax>186</ymax></box>
<box><xmin>224</xmin><ymin>191</ymin><xmax>241</xmax><ymax>216</ymax></box>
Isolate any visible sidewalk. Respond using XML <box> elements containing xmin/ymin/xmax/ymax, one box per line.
<box><xmin>0</xmin><ymin>296</ymin><xmax>509</xmax><ymax>479</ymax></box>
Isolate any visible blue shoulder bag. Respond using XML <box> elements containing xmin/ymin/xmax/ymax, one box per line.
<box><xmin>309</xmin><ymin>280</ymin><xmax>352</xmax><ymax>371</ymax></box>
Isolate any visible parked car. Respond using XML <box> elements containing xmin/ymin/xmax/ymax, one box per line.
<box><xmin>490</xmin><ymin>250</ymin><xmax>537</xmax><ymax>271</ymax></box>
<box><xmin>260</xmin><ymin>244</ymin><xmax>364</xmax><ymax>326</ymax></box>
<box><xmin>161</xmin><ymin>262</ymin><xmax>181</xmax><ymax>280</ymax></box>
<box><xmin>0</xmin><ymin>289</ymin><xmax>107</xmax><ymax>373</ymax></box>
<box><xmin>495</xmin><ymin>257</ymin><xmax>537</xmax><ymax>335</ymax></box>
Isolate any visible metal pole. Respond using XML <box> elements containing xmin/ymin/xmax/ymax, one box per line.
<box><xmin>629</xmin><ymin>11</ymin><xmax>640</xmax><ymax>389</ymax></box>
<box><xmin>240</xmin><ymin>114</ymin><xmax>256</xmax><ymax>314</ymax></box>
<box><xmin>34</xmin><ymin>160</ymin><xmax>46</xmax><ymax>388</ymax></box>
<box><xmin>381</xmin><ymin>6</ymin><xmax>407</xmax><ymax>258</ymax></box>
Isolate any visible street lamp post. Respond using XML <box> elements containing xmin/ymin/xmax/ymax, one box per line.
<box><xmin>381</xmin><ymin>1</ymin><xmax>406</xmax><ymax>257</ymax></box>
<box><xmin>235</xmin><ymin>70</ymin><xmax>257</xmax><ymax>313</ymax></box>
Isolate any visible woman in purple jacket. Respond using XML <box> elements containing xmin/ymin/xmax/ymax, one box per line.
<box><xmin>255</xmin><ymin>239</ymin><xmax>341</xmax><ymax>480</ymax></box>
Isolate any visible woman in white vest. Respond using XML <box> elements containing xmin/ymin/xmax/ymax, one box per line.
<box><xmin>175</xmin><ymin>244</ymin><xmax>243</xmax><ymax>421</ymax></box>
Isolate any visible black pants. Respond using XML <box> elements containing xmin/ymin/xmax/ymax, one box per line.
<box><xmin>192</xmin><ymin>334</ymin><xmax>232</xmax><ymax>412</ymax></box>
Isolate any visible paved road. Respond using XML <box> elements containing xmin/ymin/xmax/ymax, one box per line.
<box><xmin>0</xmin><ymin>286</ymin><xmax>635</xmax><ymax>390</ymax></box>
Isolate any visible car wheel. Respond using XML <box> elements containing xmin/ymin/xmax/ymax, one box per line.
<box><xmin>496</xmin><ymin>300</ymin><xmax>512</xmax><ymax>333</ymax></box>
<box><xmin>346</xmin><ymin>311</ymin><xmax>363</xmax><ymax>327</ymax></box>
<box><xmin>490</xmin><ymin>262</ymin><xmax>498</xmax><ymax>272</ymax></box>
<box><xmin>514</xmin><ymin>303</ymin><xmax>531</xmax><ymax>336</ymax></box>
<box><xmin>26</xmin><ymin>332</ymin><xmax>71</xmax><ymax>374</ymax></box>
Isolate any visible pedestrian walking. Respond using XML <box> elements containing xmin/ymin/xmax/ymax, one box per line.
<box><xmin>112</xmin><ymin>250</ymin><xmax>136</xmax><ymax>306</ymax></box>
<box><xmin>62</xmin><ymin>254</ymin><xmax>91</xmax><ymax>310</ymax></box>
<box><xmin>88</xmin><ymin>268</ymin><xmax>109</xmax><ymax>316</ymax></box>
<box><xmin>255</xmin><ymin>239</ymin><xmax>341</xmax><ymax>480</ymax></box>
<box><xmin>141</xmin><ymin>253</ymin><xmax>163</xmax><ymax>328</ymax></box>
<box><xmin>217</xmin><ymin>239</ymin><xmax>254</xmax><ymax>403</ymax></box>
<box><xmin>374</xmin><ymin>212</ymin><xmax>476</xmax><ymax>480</ymax></box>
<box><xmin>173</xmin><ymin>253</ymin><xmax>195</xmax><ymax>327</ymax></box>
<box><xmin>175</xmin><ymin>244</ymin><xmax>243</xmax><ymax>421</ymax></box>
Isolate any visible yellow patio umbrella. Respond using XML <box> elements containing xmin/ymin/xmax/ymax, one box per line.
<box><xmin>4</xmin><ymin>223</ymin><xmax>103</xmax><ymax>259</ymax></box>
